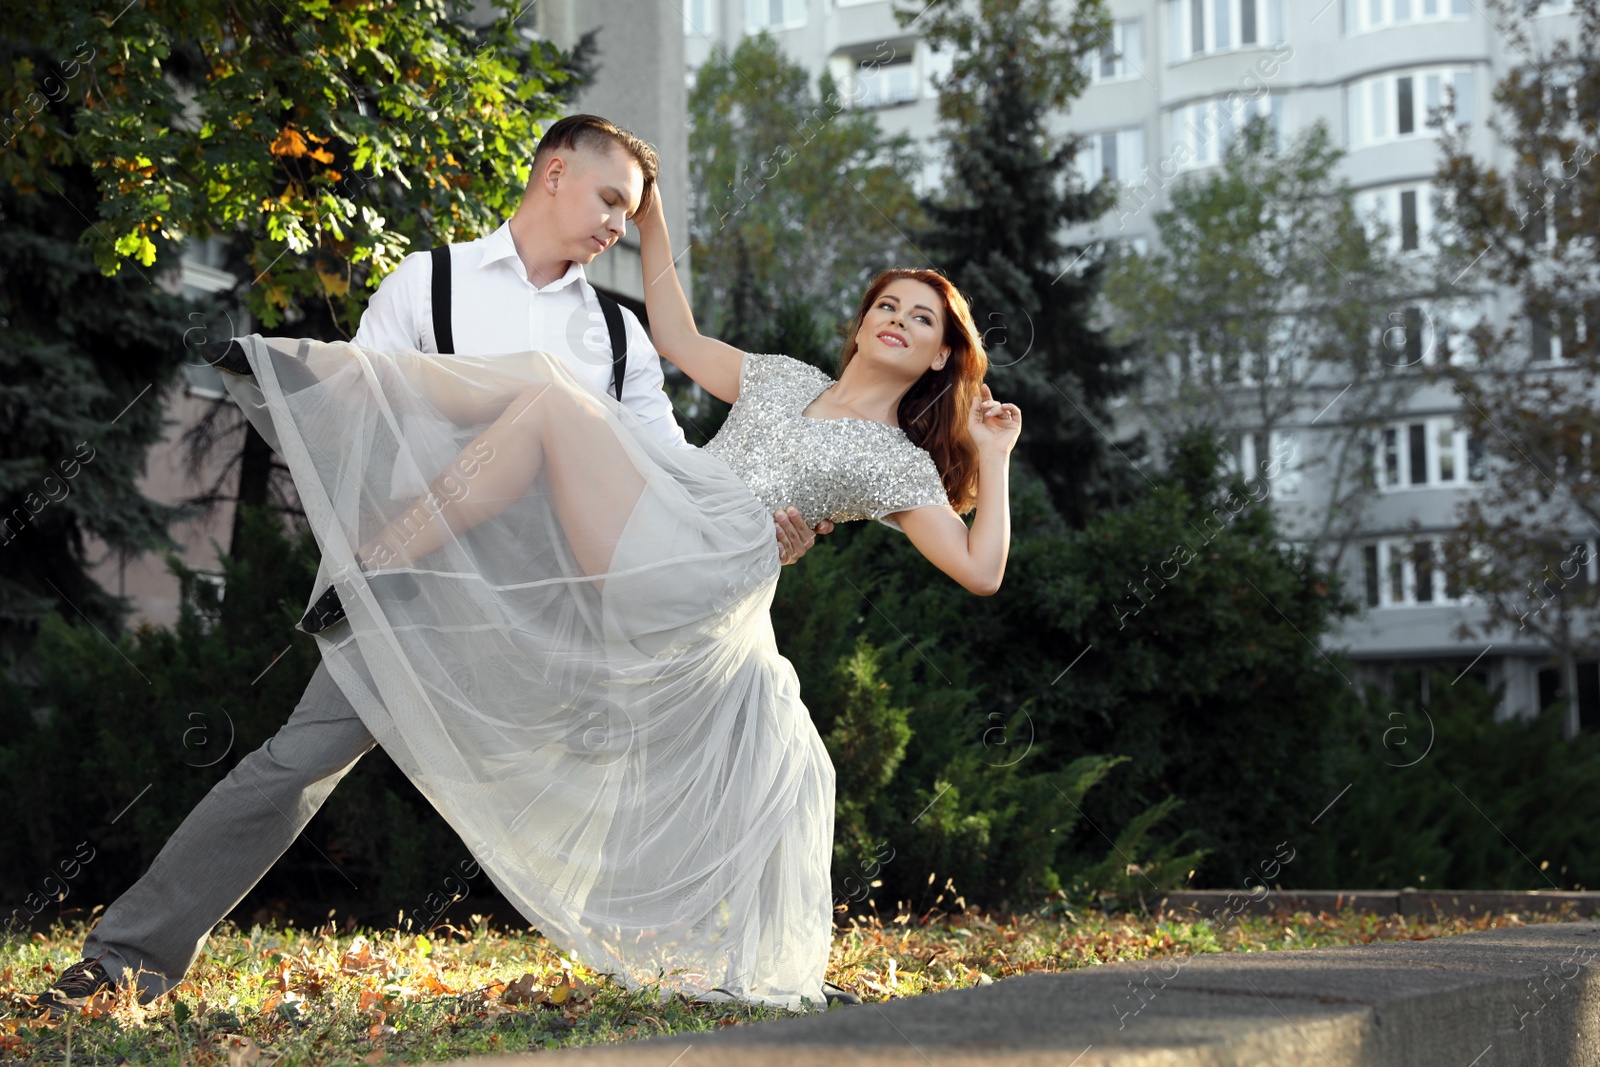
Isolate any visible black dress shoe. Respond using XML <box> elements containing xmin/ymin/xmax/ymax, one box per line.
<box><xmin>23</xmin><ymin>954</ymin><xmax>116</xmax><ymax>1019</ymax></box>
<box><xmin>212</xmin><ymin>339</ymin><xmax>254</xmax><ymax>377</ymax></box>
<box><xmin>822</xmin><ymin>980</ymin><xmax>861</xmax><ymax>1006</ymax></box>
<box><xmin>298</xmin><ymin>570</ymin><xmax>422</xmax><ymax>634</ymax></box>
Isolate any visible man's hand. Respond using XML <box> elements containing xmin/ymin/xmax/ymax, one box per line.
<box><xmin>775</xmin><ymin>507</ymin><xmax>833</xmax><ymax>565</ymax></box>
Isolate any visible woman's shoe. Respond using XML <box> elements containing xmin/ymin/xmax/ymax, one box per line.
<box><xmin>212</xmin><ymin>339</ymin><xmax>254</xmax><ymax>377</ymax></box>
<box><xmin>822</xmin><ymin>980</ymin><xmax>861</xmax><ymax>1006</ymax></box>
<box><xmin>297</xmin><ymin>583</ymin><xmax>347</xmax><ymax>634</ymax></box>
<box><xmin>213</xmin><ymin>337</ymin><xmax>322</xmax><ymax>395</ymax></box>
<box><xmin>297</xmin><ymin>570</ymin><xmax>421</xmax><ymax>634</ymax></box>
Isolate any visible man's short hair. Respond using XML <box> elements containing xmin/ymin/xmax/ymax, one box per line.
<box><xmin>531</xmin><ymin>114</ymin><xmax>659</xmax><ymax>216</ymax></box>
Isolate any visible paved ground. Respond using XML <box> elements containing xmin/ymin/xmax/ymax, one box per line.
<box><xmin>453</xmin><ymin>921</ymin><xmax>1600</xmax><ymax>1066</ymax></box>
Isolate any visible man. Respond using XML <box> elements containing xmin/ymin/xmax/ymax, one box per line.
<box><xmin>29</xmin><ymin>114</ymin><xmax>835</xmax><ymax>1015</ymax></box>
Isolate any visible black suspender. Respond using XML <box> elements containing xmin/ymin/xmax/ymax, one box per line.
<box><xmin>429</xmin><ymin>246</ymin><xmax>455</xmax><ymax>357</ymax></box>
<box><xmin>595</xmin><ymin>290</ymin><xmax>628</xmax><ymax>404</ymax></box>
<box><xmin>428</xmin><ymin>244</ymin><xmax>628</xmax><ymax>403</ymax></box>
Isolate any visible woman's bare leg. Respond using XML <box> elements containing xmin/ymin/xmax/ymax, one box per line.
<box><xmin>355</xmin><ymin>382</ymin><xmax>646</xmax><ymax>581</ymax></box>
<box><xmin>284</xmin><ymin>340</ymin><xmax>553</xmax><ymax>426</ymax></box>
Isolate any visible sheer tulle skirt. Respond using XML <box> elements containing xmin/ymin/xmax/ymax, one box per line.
<box><xmin>223</xmin><ymin>336</ymin><xmax>835</xmax><ymax>1010</ymax></box>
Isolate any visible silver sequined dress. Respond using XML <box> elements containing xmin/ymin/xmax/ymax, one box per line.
<box><xmin>704</xmin><ymin>352</ymin><xmax>951</xmax><ymax>530</ymax></box>
<box><xmin>222</xmin><ymin>336</ymin><xmax>951</xmax><ymax>1020</ymax></box>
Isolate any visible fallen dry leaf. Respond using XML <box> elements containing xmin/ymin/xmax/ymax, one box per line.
<box><xmin>341</xmin><ymin>936</ymin><xmax>387</xmax><ymax>976</ymax></box>
<box><xmin>500</xmin><ymin>973</ymin><xmax>546</xmax><ymax>1007</ymax></box>
<box><xmin>415</xmin><ymin>970</ymin><xmax>457</xmax><ymax>996</ymax></box>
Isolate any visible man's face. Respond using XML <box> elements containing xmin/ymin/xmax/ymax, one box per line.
<box><xmin>544</xmin><ymin>142</ymin><xmax>645</xmax><ymax>266</ymax></box>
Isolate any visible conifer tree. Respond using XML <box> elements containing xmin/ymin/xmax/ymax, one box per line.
<box><xmin>899</xmin><ymin>0</ymin><xmax>1144</xmax><ymax>526</ymax></box>
<box><xmin>0</xmin><ymin>163</ymin><xmax>192</xmax><ymax>672</ymax></box>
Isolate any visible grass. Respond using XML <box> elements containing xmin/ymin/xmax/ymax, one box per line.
<box><xmin>0</xmin><ymin>903</ymin><xmax>1590</xmax><ymax>1064</ymax></box>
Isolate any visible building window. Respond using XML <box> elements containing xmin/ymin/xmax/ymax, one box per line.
<box><xmin>1356</xmin><ymin>183</ymin><xmax>1438</xmax><ymax>253</ymax></box>
<box><xmin>1090</xmin><ymin>19</ymin><xmax>1144</xmax><ymax>83</ymax></box>
<box><xmin>830</xmin><ymin>43</ymin><xmax>932</xmax><ymax>109</ymax></box>
<box><xmin>1373</xmin><ymin>300</ymin><xmax>1479</xmax><ymax>368</ymax></box>
<box><xmin>196</xmin><ymin>570</ymin><xmax>227</xmax><ymax>604</ymax></box>
<box><xmin>1074</xmin><ymin>126</ymin><xmax>1147</xmax><ymax>186</ymax></box>
<box><xmin>1344</xmin><ymin>0</ymin><xmax>1471</xmax><ymax>34</ymax></box>
<box><xmin>1554</xmin><ymin>431</ymin><xmax>1596</xmax><ymax>485</ymax></box>
<box><xmin>1179</xmin><ymin>335</ymin><xmax>1296</xmax><ymax>387</ymax></box>
<box><xmin>745</xmin><ymin>0</ymin><xmax>806</xmax><ymax>33</ymax></box>
<box><xmin>1530</xmin><ymin>306</ymin><xmax>1594</xmax><ymax>364</ymax></box>
<box><xmin>1168</xmin><ymin>92</ymin><xmax>1282</xmax><ymax>169</ymax></box>
<box><xmin>1166</xmin><ymin>0</ymin><xmax>1286</xmax><ymax>62</ymax></box>
<box><xmin>1346</xmin><ymin>67</ymin><xmax>1476</xmax><ymax>148</ymax></box>
<box><xmin>1231</xmin><ymin>429</ymin><xmax>1300</xmax><ymax>496</ymax></box>
<box><xmin>1362</xmin><ymin>538</ymin><xmax>1482</xmax><ymax>607</ymax></box>
<box><xmin>1374</xmin><ymin>417</ymin><xmax>1488</xmax><ymax>489</ymax></box>
<box><xmin>684</xmin><ymin>0</ymin><xmax>716</xmax><ymax>35</ymax></box>
<box><xmin>855</xmin><ymin>52</ymin><xmax>918</xmax><ymax>107</ymax></box>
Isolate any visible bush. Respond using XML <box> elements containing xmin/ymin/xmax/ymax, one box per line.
<box><xmin>1309</xmin><ymin>668</ymin><xmax>1600</xmax><ymax>891</ymax></box>
<box><xmin>24</xmin><ymin>423</ymin><xmax>1539</xmax><ymax>932</ymax></box>
<box><xmin>772</xmin><ymin>425</ymin><xmax>1364</xmax><ymax>907</ymax></box>
<box><xmin>0</xmin><ymin>506</ymin><xmax>471</xmax><ymax>930</ymax></box>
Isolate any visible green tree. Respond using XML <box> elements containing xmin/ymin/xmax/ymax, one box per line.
<box><xmin>897</xmin><ymin>0</ymin><xmax>1143</xmax><ymax>528</ymax></box>
<box><xmin>0</xmin><ymin>162</ymin><xmax>194</xmax><ymax>674</ymax></box>
<box><xmin>1102</xmin><ymin>118</ymin><xmax>1436</xmax><ymax>572</ymax></box>
<box><xmin>1429</xmin><ymin>0</ymin><xmax>1600</xmax><ymax>735</ymax></box>
<box><xmin>1</xmin><ymin>0</ymin><xmax>582</xmax><ymax>561</ymax></box>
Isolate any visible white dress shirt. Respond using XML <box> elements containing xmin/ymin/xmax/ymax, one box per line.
<box><xmin>352</xmin><ymin>220</ymin><xmax>690</xmax><ymax>497</ymax></box>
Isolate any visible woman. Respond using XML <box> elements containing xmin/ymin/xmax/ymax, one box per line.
<box><xmin>222</xmin><ymin>195</ymin><xmax>1020</xmax><ymax>1012</ymax></box>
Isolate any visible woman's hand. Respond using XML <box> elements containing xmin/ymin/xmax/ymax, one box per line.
<box><xmin>969</xmin><ymin>384</ymin><xmax>1021</xmax><ymax>455</ymax></box>
<box><xmin>631</xmin><ymin>188</ymin><xmax>661</xmax><ymax>235</ymax></box>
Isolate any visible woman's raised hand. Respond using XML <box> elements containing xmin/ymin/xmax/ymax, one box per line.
<box><xmin>969</xmin><ymin>383</ymin><xmax>1021</xmax><ymax>454</ymax></box>
<box><xmin>632</xmin><ymin>187</ymin><xmax>664</xmax><ymax>242</ymax></box>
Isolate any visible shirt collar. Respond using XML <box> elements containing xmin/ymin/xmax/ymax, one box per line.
<box><xmin>476</xmin><ymin>219</ymin><xmax>588</xmax><ymax>293</ymax></box>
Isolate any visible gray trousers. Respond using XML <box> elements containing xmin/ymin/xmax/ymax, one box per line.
<box><xmin>82</xmin><ymin>659</ymin><xmax>377</xmax><ymax>1001</ymax></box>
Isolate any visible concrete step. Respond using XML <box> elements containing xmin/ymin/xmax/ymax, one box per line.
<box><xmin>1161</xmin><ymin>888</ymin><xmax>1600</xmax><ymax>921</ymax></box>
<box><xmin>457</xmin><ymin>920</ymin><xmax>1600</xmax><ymax>1066</ymax></box>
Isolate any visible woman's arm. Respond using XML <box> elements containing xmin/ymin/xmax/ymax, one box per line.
<box><xmin>634</xmin><ymin>193</ymin><xmax>744</xmax><ymax>404</ymax></box>
<box><xmin>891</xmin><ymin>386</ymin><xmax>1021</xmax><ymax>597</ymax></box>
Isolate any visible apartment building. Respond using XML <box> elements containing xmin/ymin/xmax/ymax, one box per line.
<box><xmin>684</xmin><ymin>0</ymin><xmax>1588</xmax><ymax>726</ymax></box>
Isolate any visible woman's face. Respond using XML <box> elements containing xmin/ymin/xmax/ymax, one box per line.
<box><xmin>853</xmin><ymin>278</ymin><xmax>950</xmax><ymax>378</ymax></box>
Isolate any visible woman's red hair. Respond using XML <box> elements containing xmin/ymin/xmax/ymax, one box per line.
<box><xmin>838</xmin><ymin>269</ymin><xmax>987</xmax><ymax>515</ymax></box>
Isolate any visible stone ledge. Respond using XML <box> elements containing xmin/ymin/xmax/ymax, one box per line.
<box><xmin>450</xmin><ymin>921</ymin><xmax>1600</xmax><ymax>1066</ymax></box>
<box><xmin>1160</xmin><ymin>888</ymin><xmax>1600</xmax><ymax>921</ymax></box>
